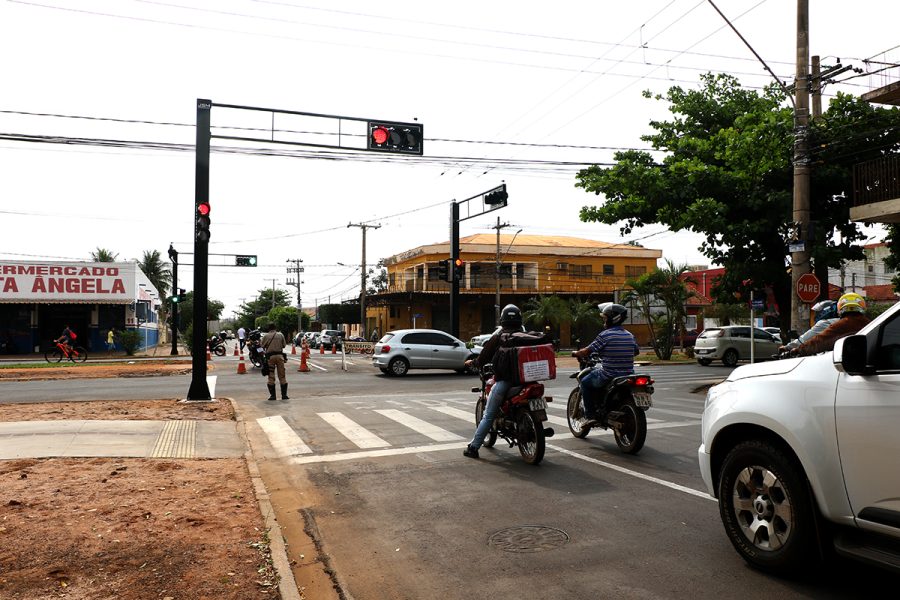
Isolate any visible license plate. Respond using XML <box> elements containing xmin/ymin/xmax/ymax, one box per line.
<box><xmin>529</xmin><ymin>397</ymin><xmax>547</xmax><ymax>411</ymax></box>
<box><xmin>633</xmin><ymin>393</ymin><xmax>652</xmax><ymax>408</ymax></box>
<box><xmin>695</xmin><ymin>348</ymin><xmax>711</xmax><ymax>355</ymax></box>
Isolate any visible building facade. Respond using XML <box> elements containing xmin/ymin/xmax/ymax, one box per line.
<box><xmin>0</xmin><ymin>260</ymin><xmax>162</xmax><ymax>354</ymax></box>
<box><xmin>366</xmin><ymin>234</ymin><xmax>662</xmax><ymax>342</ymax></box>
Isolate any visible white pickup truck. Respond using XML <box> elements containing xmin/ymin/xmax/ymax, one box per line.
<box><xmin>699</xmin><ymin>301</ymin><xmax>900</xmax><ymax>574</ymax></box>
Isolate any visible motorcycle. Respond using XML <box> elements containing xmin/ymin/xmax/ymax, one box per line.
<box><xmin>245</xmin><ymin>329</ymin><xmax>265</xmax><ymax>368</ymax></box>
<box><xmin>471</xmin><ymin>364</ymin><xmax>555</xmax><ymax>465</ymax></box>
<box><xmin>566</xmin><ymin>352</ymin><xmax>654</xmax><ymax>455</ymax></box>
<box><xmin>207</xmin><ymin>332</ymin><xmax>228</xmax><ymax>357</ymax></box>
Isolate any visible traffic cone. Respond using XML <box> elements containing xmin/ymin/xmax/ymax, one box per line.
<box><xmin>291</xmin><ymin>344</ymin><xmax>297</xmax><ymax>355</ymax></box>
<box><xmin>319</xmin><ymin>343</ymin><xmax>324</xmax><ymax>355</ymax></box>
<box><xmin>331</xmin><ymin>343</ymin><xmax>336</xmax><ymax>354</ymax></box>
<box><xmin>206</xmin><ymin>349</ymin><xmax>212</xmax><ymax>361</ymax></box>
<box><xmin>237</xmin><ymin>354</ymin><xmax>247</xmax><ymax>374</ymax></box>
<box><xmin>298</xmin><ymin>351</ymin><xmax>309</xmax><ymax>372</ymax></box>
<box><xmin>234</xmin><ymin>344</ymin><xmax>239</xmax><ymax>356</ymax></box>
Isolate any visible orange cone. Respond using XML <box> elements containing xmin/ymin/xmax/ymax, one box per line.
<box><xmin>298</xmin><ymin>351</ymin><xmax>309</xmax><ymax>372</ymax></box>
<box><xmin>206</xmin><ymin>349</ymin><xmax>212</xmax><ymax>361</ymax></box>
<box><xmin>291</xmin><ymin>344</ymin><xmax>297</xmax><ymax>355</ymax></box>
<box><xmin>319</xmin><ymin>343</ymin><xmax>324</xmax><ymax>355</ymax></box>
<box><xmin>234</xmin><ymin>344</ymin><xmax>239</xmax><ymax>356</ymax></box>
<box><xmin>237</xmin><ymin>354</ymin><xmax>247</xmax><ymax>374</ymax></box>
<box><xmin>331</xmin><ymin>343</ymin><xmax>336</xmax><ymax>355</ymax></box>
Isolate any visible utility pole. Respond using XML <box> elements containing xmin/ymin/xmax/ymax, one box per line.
<box><xmin>168</xmin><ymin>244</ymin><xmax>179</xmax><ymax>356</ymax></box>
<box><xmin>286</xmin><ymin>259</ymin><xmax>304</xmax><ymax>335</ymax></box>
<box><xmin>348</xmin><ymin>222</ymin><xmax>380</xmax><ymax>338</ymax></box>
<box><xmin>493</xmin><ymin>216</ymin><xmax>511</xmax><ymax>326</ymax></box>
<box><xmin>790</xmin><ymin>0</ymin><xmax>812</xmax><ymax>333</ymax></box>
<box><xmin>811</xmin><ymin>55</ymin><xmax>822</xmax><ymax>119</ymax></box>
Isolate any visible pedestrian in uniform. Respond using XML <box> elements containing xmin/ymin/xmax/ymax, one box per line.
<box><xmin>261</xmin><ymin>323</ymin><xmax>289</xmax><ymax>400</ymax></box>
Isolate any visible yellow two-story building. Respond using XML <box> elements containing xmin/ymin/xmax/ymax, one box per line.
<box><xmin>366</xmin><ymin>234</ymin><xmax>662</xmax><ymax>342</ymax></box>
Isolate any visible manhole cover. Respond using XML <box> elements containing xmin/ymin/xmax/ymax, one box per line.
<box><xmin>488</xmin><ymin>525</ymin><xmax>569</xmax><ymax>553</ymax></box>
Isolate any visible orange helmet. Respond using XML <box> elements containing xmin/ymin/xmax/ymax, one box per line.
<box><xmin>836</xmin><ymin>292</ymin><xmax>866</xmax><ymax>316</ymax></box>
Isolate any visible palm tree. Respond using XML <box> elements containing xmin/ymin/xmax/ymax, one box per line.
<box><xmin>91</xmin><ymin>248</ymin><xmax>119</xmax><ymax>262</ymax></box>
<box><xmin>622</xmin><ymin>260</ymin><xmax>695</xmax><ymax>360</ymax></box>
<box><xmin>138</xmin><ymin>249</ymin><xmax>172</xmax><ymax>298</ymax></box>
<box><xmin>523</xmin><ymin>295</ymin><xmax>571</xmax><ymax>332</ymax></box>
<box><xmin>569</xmin><ymin>299</ymin><xmax>603</xmax><ymax>347</ymax></box>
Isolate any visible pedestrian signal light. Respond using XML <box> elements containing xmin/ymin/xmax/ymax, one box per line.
<box><xmin>235</xmin><ymin>255</ymin><xmax>258</xmax><ymax>267</ymax></box>
<box><xmin>196</xmin><ymin>202</ymin><xmax>211</xmax><ymax>243</ymax></box>
<box><xmin>367</xmin><ymin>121</ymin><xmax>424</xmax><ymax>155</ymax></box>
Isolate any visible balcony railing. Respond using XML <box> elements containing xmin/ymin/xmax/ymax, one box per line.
<box><xmin>853</xmin><ymin>155</ymin><xmax>900</xmax><ymax>206</ymax></box>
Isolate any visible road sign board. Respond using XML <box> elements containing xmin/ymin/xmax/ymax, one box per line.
<box><xmin>751</xmin><ymin>299</ymin><xmax>765</xmax><ymax>310</ymax></box>
<box><xmin>796</xmin><ymin>273</ymin><xmax>821</xmax><ymax>303</ymax></box>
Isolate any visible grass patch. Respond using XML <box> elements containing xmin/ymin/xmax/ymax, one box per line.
<box><xmin>0</xmin><ymin>360</ymin><xmax>185</xmax><ymax>370</ymax></box>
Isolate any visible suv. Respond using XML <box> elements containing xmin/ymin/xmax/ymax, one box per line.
<box><xmin>319</xmin><ymin>330</ymin><xmax>343</xmax><ymax>350</ymax></box>
<box><xmin>699</xmin><ymin>301</ymin><xmax>900</xmax><ymax>574</ymax></box>
<box><xmin>373</xmin><ymin>329</ymin><xmax>477</xmax><ymax>376</ymax></box>
<box><xmin>694</xmin><ymin>326</ymin><xmax>781</xmax><ymax>367</ymax></box>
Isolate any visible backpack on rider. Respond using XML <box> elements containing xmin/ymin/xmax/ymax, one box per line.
<box><xmin>493</xmin><ymin>330</ymin><xmax>556</xmax><ymax>385</ymax></box>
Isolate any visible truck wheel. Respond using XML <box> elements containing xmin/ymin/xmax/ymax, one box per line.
<box><xmin>717</xmin><ymin>440</ymin><xmax>817</xmax><ymax>574</ymax></box>
<box><xmin>722</xmin><ymin>349</ymin><xmax>739</xmax><ymax>368</ymax></box>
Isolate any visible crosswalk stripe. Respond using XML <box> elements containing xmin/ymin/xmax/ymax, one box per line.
<box><xmin>430</xmin><ymin>405</ymin><xmax>476</xmax><ymax>423</ymax></box>
<box><xmin>256</xmin><ymin>415</ymin><xmax>312</xmax><ymax>456</ymax></box>
<box><xmin>318</xmin><ymin>412</ymin><xmax>390</xmax><ymax>448</ymax></box>
<box><xmin>374</xmin><ymin>409</ymin><xmax>464</xmax><ymax>442</ymax></box>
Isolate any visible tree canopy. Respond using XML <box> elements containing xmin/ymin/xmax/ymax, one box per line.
<box><xmin>235</xmin><ymin>288</ymin><xmax>292</xmax><ymax>330</ymax></box>
<box><xmin>137</xmin><ymin>250</ymin><xmax>172</xmax><ymax>299</ymax></box>
<box><xmin>576</xmin><ymin>73</ymin><xmax>900</xmax><ymax>320</ymax></box>
<box><xmin>90</xmin><ymin>248</ymin><xmax>118</xmax><ymax>262</ymax></box>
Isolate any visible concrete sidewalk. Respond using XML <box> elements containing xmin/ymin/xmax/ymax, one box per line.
<box><xmin>0</xmin><ymin>419</ymin><xmax>245</xmax><ymax>460</ymax></box>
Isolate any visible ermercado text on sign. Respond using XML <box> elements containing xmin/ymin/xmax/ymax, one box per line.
<box><xmin>0</xmin><ymin>263</ymin><xmax>130</xmax><ymax>301</ymax></box>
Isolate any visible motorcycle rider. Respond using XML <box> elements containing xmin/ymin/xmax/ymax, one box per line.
<box><xmin>572</xmin><ymin>303</ymin><xmax>639</xmax><ymax>425</ymax></box>
<box><xmin>462</xmin><ymin>304</ymin><xmax>525</xmax><ymax>459</ymax></box>
<box><xmin>781</xmin><ymin>299</ymin><xmax>838</xmax><ymax>352</ymax></box>
<box><xmin>792</xmin><ymin>292</ymin><xmax>870</xmax><ymax>357</ymax></box>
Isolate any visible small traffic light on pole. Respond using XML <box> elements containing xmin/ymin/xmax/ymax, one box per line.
<box><xmin>437</xmin><ymin>259</ymin><xmax>449</xmax><ymax>281</ymax></box>
<box><xmin>169</xmin><ymin>288</ymin><xmax>186</xmax><ymax>304</ymax></box>
<box><xmin>367</xmin><ymin>121</ymin><xmax>424</xmax><ymax>155</ymax></box>
<box><xmin>195</xmin><ymin>202</ymin><xmax>211</xmax><ymax>242</ymax></box>
<box><xmin>453</xmin><ymin>258</ymin><xmax>465</xmax><ymax>281</ymax></box>
<box><xmin>235</xmin><ymin>255</ymin><xmax>257</xmax><ymax>267</ymax></box>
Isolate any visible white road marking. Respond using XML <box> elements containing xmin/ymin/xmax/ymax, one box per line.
<box><xmin>304</xmin><ymin>360</ymin><xmax>328</xmax><ymax>371</ymax></box>
<box><xmin>375</xmin><ymin>409</ymin><xmax>464</xmax><ymax>442</ymax></box>
<box><xmin>289</xmin><ymin>442</ymin><xmax>465</xmax><ymax>465</ymax></box>
<box><xmin>318</xmin><ymin>412</ymin><xmax>390</xmax><ymax>448</ymax></box>
<box><xmin>430</xmin><ymin>405</ymin><xmax>476</xmax><ymax>423</ymax></box>
<box><xmin>207</xmin><ymin>375</ymin><xmax>217</xmax><ymax>398</ymax></box>
<box><xmin>256</xmin><ymin>415</ymin><xmax>313</xmax><ymax>456</ymax></box>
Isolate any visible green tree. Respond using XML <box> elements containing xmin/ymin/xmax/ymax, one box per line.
<box><xmin>266</xmin><ymin>306</ymin><xmax>308</xmax><ymax>339</ymax></box>
<box><xmin>367</xmin><ymin>260</ymin><xmax>388</xmax><ymax>295</ymax></box>
<box><xmin>90</xmin><ymin>248</ymin><xmax>118</xmax><ymax>262</ymax></box>
<box><xmin>523</xmin><ymin>295</ymin><xmax>571</xmax><ymax>332</ymax></box>
<box><xmin>236</xmin><ymin>288</ymin><xmax>292</xmax><ymax>330</ymax></box>
<box><xmin>137</xmin><ymin>250</ymin><xmax>172</xmax><ymax>298</ymax></box>
<box><xmin>318</xmin><ymin>303</ymin><xmax>360</xmax><ymax>326</ymax></box>
<box><xmin>576</xmin><ymin>74</ymin><xmax>897</xmax><ymax>320</ymax></box>
<box><xmin>177</xmin><ymin>291</ymin><xmax>225</xmax><ymax>334</ymax></box>
<box><xmin>622</xmin><ymin>261</ymin><xmax>695</xmax><ymax>360</ymax></box>
<box><xmin>569</xmin><ymin>299</ymin><xmax>602</xmax><ymax>346</ymax></box>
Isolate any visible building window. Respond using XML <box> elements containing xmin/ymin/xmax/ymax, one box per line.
<box><xmin>389</xmin><ymin>306</ymin><xmax>398</xmax><ymax>318</ymax></box>
<box><xmin>868</xmin><ymin>264</ymin><xmax>874</xmax><ymax>273</ymax></box>
<box><xmin>625</xmin><ymin>265</ymin><xmax>647</xmax><ymax>278</ymax></box>
<box><xmin>427</xmin><ymin>264</ymin><xmax>441</xmax><ymax>281</ymax></box>
<box><xmin>389</xmin><ymin>273</ymin><xmax>396</xmax><ymax>287</ymax></box>
<box><xmin>568</xmin><ymin>264</ymin><xmax>592</xmax><ymax>278</ymax></box>
<box><xmin>603</xmin><ymin>264</ymin><xmax>614</xmax><ymax>276</ymax></box>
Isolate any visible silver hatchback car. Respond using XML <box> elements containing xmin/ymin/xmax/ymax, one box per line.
<box><xmin>694</xmin><ymin>326</ymin><xmax>781</xmax><ymax>367</ymax></box>
<box><xmin>373</xmin><ymin>329</ymin><xmax>477</xmax><ymax>376</ymax></box>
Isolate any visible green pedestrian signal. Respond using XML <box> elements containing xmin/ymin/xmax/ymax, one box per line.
<box><xmin>235</xmin><ymin>255</ymin><xmax>258</xmax><ymax>267</ymax></box>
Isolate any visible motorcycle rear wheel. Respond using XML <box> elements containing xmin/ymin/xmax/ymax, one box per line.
<box><xmin>566</xmin><ymin>388</ymin><xmax>590</xmax><ymax>439</ymax></box>
<box><xmin>516</xmin><ymin>411</ymin><xmax>545</xmax><ymax>465</ymax></box>
<box><xmin>613</xmin><ymin>402</ymin><xmax>647</xmax><ymax>455</ymax></box>
<box><xmin>475</xmin><ymin>397</ymin><xmax>497</xmax><ymax>448</ymax></box>
<box><xmin>214</xmin><ymin>345</ymin><xmax>226</xmax><ymax>357</ymax></box>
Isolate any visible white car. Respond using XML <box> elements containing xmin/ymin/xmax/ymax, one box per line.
<box><xmin>373</xmin><ymin>329</ymin><xmax>477</xmax><ymax>376</ymax></box>
<box><xmin>469</xmin><ymin>326</ymin><xmax>502</xmax><ymax>349</ymax></box>
<box><xmin>699</xmin><ymin>301</ymin><xmax>900</xmax><ymax>574</ymax></box>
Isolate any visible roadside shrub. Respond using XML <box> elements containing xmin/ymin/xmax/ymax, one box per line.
<box><xmin>118</xmin><ymin>330</ymin><xmax>141</xmax><ymax>356</ymax></box>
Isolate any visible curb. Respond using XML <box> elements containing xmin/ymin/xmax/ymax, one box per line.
<box><xmin>228</xmin><ymin>398</ymin><xmax>303</xmax><ymax>600</ymax></box>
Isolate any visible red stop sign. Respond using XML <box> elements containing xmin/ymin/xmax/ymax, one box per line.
<box><xmin>796</xmin><ymin>273</ymin><xmax>821</xmax><ymax>303</ymax></box>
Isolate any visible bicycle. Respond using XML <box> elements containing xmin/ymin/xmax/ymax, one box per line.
<box><xmin>45</xmin><ymin>340</ymin><xmax>88</xmax><ymax>363</ymax></box>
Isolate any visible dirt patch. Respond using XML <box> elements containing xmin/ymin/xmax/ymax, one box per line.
<box><xmin>0</xmin><ymin>361</ymin><xmax>198</xmax><ymax>381</ymax></box>
<box><xmin>0</xmin><ymin>399</ymin><xmax>282</xmax><ymax>600</ymax></box>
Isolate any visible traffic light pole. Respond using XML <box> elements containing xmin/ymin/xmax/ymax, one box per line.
<box><xmin>169</xmin><ymin>245</ymin><xmax>179</xmax><ymax>356</ymax></box>
<box><xmin>450</xmin><ymin>202</ymin><xmax>460</xmax><ymax>338</ymax></box>
<box><xmin>187</xmin><ymin>99</ymin><xmax>212</xmax><ymax>401</ymax></box>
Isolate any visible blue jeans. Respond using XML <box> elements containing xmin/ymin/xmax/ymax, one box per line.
<box><xmin>469</xmin><ymin>380</ymin><xmax>511</xmax><ymax>450</ymax></box>
<box><xmin>579</xmin><ymin>368</ymin><xmax>610</xmax><ymax>418</ymax></box>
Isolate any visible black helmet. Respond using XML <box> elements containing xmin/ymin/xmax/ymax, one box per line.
<box><xmin>598</xmin><ymin>302</ymin><xmax>628</xmax><ymax>327</ymax></box>
<box><xmin>499</xmin><ymin>304</ymin><xmax>523</xmax><ymax>328</ymax></box>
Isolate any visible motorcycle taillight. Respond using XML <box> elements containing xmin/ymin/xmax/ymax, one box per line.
<box><xmin>633</xmin><ymin>376</ymin><xmax>653</xmax><ymax>386</ymax></box>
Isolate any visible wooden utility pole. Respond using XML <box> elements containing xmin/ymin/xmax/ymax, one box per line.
<box><xmin>493</xmin><ymin>216</ymin><xmax>511</xmax><ymax>326</ymax></box>
<box><xmin>790</xmin><ymin>0</ymin><xmax>812</xmax><ymax>332</ymax></box>
<box><xmin>348</xmin><ymin>223</ymin><xmax>380</xmax><ymax>338</ymax></box>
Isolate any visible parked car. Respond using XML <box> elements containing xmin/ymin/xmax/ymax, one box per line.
<box><xmin>762</xmin><ymin>326</ymin><xmax>783</xmax><ymax>343</ymax></box>
<box><xmin>699</xmin><ymin>300</ymin><xmax>900</xmax><ymax>574</ymax></box>
<box><xmin>693</xmin><ymin>325</ymin><xmax>781</xmax><ymax>367</ymax></box>
<box><xmin>373</xmin><ymin>329</ymin><xmax>477</xmax><ymax>376</ymax></box>
<box><xmin>469</xmin><ymin>326</ymin><xmax>502</xmax><ymax>349</ymax></box>
<box><xmin>319</xmin><ymin>329</ymin><xmax>343</xmax><ymax>350</ymax></box>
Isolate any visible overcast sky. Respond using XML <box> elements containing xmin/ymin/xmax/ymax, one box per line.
<box><xmin>1</xmin><ymin>0</ymin><xmax>898</xmax><ymax>317</ymax></box>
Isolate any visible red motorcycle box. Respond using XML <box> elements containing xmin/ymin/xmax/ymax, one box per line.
<box><xmin>515</xmin><ymin>343</ymin><xmax>556</xmax><ymax>383</ymax></box>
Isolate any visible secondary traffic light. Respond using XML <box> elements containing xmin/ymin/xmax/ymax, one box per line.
<box><xmin>367</xmin><ymin>121</ymin><xmax>424</xmax><ymax>155</ymax></box>
<box><xmin>195</xmin><ymin>202</ymin><xmax>211</xmax><ymax>243</ymax></box>
<box><xmin>453</xmin><ymin>258</ymin><xmax>465</xmax><ymax>281</ymax></box>
<box><xmin>169</xmin><ymin>288</ymin><xmax>186</xmax><ymax>304</ymax></box>
<box><xmin>437</xmin><ymin>259</ymin><xmax>449</xmax><ymax>281</ymax></box>
<box><xmin>484</xmin><ymin>185</ymin><xmax>508</xmax><ymax>206</ymax></box>
<box><xmin>235</xmin><ymin>255</ymin><xmax>257</xmax><ymax>267</ymax></box>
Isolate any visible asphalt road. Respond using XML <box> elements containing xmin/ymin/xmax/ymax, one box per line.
<box><xmin>2</xmin><ymin>354</ymin><xmax>895</xmax><ymax>598</ymax></box>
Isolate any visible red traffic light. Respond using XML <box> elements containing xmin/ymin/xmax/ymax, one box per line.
<box><xmin>372</xmin><ymin>126</ymin><xmax>389</xmax><ymax>145</ymax></box>
<box><xmin>197</xmin><ymin>202</ymin><xmax>211</xmax><ymax>216</ymax></box>
<box><xmin>454</xmin><ymin>258</ymin><xmax>464</xmax><ymax>267</ymax></box>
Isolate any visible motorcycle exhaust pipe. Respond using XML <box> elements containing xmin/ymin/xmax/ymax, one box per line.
<box><xmin>543</xmin><ymin>427</ymin><xmax>554</xmax><ymax>438</ymax></box>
